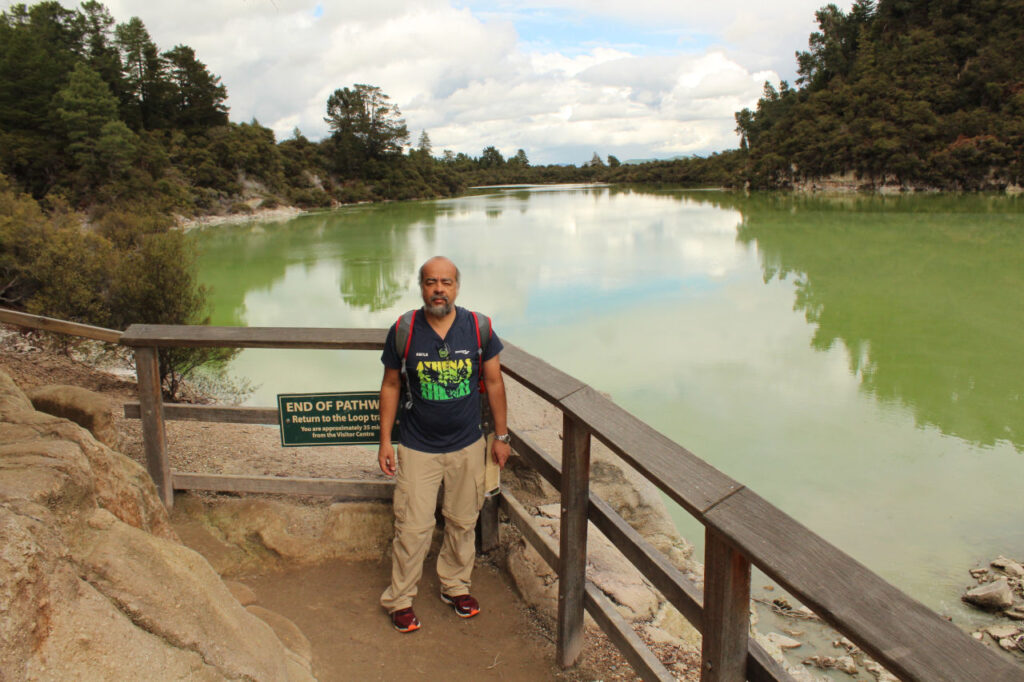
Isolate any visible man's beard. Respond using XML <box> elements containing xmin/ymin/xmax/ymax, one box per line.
<box><xmin>425</xmin><ymin>299</ymin><xmax>452</xmax><ymax>317</ymax></box>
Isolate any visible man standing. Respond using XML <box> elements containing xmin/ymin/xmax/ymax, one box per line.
<box><xmin>377</xmin><ymin>256</ymin><xmax>512</xmax><ymax>633</ymax></box>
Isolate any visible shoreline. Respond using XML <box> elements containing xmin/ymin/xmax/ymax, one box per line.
<box><xmin>176</xmin><ymin>205</ymin><xmax>308</xmax><ymax>231</ymax></box>
<box><xmin>169</xmin><ymin>182</ymin><xmax>1024</xmax><ymax>235</ymax></box>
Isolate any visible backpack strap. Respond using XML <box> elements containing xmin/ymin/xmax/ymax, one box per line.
<box><xmin>395</xmin><ymin>309</ymin><xmax>416</xmax><ymax>361</ymax></box>
<box><xmin>394</xmin><ymin>310</ymin><xmax>417</xmax><ymax>409</ymax></box>
<box><xmin>474</xmin><ymin>311</ymin><xmax>492</xmax><ymax>352</ymax></box>
<box><xmin>471</xmin><ymin>311</ymin><xmax>492</xmax><ymax>394</ymax></box>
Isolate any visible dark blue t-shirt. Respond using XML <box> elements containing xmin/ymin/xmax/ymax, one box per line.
<box><xmin>381</xmin><ymin>306</ymin><xmax>504</xmax><ymax>453</ymax></box>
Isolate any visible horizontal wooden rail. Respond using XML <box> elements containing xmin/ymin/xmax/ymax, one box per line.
<box><xmin>511</xmin><ymin>430</ymin><xmax>791</xmax><ymax>682</ymax></box>
<box><xmin>121</xmin><ymin>324</ymin><xmax>385</xmax><ymax>350</ymax></box>
<box><xmin>172</xmin><ymin>472</ymin><xmax>392</xmax><ymax>498</ymax></box>
<box><xmin>125</xmin><ymin>403</ymin><xmax>278</xmax><ymax>424</ymax></box>
<box><xmin>500</xmin><ymin>343</ymin><xmax>587</xmax><ymax>405</ymax></box>
<box><xmin>0</xmin><ymin>308</ymin><xmax>122</xmax><ymax>343</ymax></box>
<box><xmin>560</xmin><ymin>386</ymin><xmax>741</xmax><ymax>520</ymax></box>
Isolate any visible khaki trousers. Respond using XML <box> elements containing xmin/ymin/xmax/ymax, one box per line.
<box><xmin>380</xmin><ymin>437</ymin><xmax>486</xmax><ymax>613</ymax></box>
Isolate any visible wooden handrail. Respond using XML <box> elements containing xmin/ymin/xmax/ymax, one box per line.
<box><xmin>20</xmin><ymin>319</ymin><xmax>1023</xmax><ymax>681</ymax></box>
<box><xmin>124</xmin><ymin>403</ymin><xmax>279</xmax><ymax>424</ymax></box>
<box><xmin>121</xmin><ymin>323</ymin><xmax>385</xmax><ymax>349</ymax></box>
<box><xmin>0</xmin><ymin>308</ymin><xmax>122</xmax><ymax>343</ymax></box>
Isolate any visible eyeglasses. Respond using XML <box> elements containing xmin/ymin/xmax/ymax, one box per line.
<box><xmin>437</xmin><ymin>342</ymin><xmax>451</xmax><ymax>359</ymax></box>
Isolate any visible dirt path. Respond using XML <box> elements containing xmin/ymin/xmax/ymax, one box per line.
<box><xmin>235</xmin><ymin>558</ymin><xmax>606</xmax><ymax>681</ymax></box>
<box><xmin>171</xmin><ymin>507</ymin><xmax>641</xmax><ymax>682</ymax></box>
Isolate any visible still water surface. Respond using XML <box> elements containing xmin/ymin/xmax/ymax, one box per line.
<box><xmin>195</xmin><ymin>186</ymin><xmax>1024</xmax><ymax>625</ymax></box>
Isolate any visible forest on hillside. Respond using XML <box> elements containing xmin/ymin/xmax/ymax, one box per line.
<box><xmin>2</xmin><ymin>0</ymin><xmax>1023</xmax><ymax>394</ymax></box>
<box><xmin>733</xmin><ymin>0</ymin><xmax>1024</xmax><ymax>190</ymax></box>
<box><xmin>5</xmin><ymin>0</ymin><xmax>1022</xmax><ymax>216</ymax></box>
<box><xmin>0</xmin><ymin>1</ymin><xmax>618</xmax><ymax>215</ymax></box>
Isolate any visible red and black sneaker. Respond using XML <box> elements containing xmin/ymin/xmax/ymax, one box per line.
<box><xmin>440</xmin><ymin>593</ymin><xmax>480</xmax><ymax>618</ymax></box>
<box><xmin>391</xmin><ymin>607</ymin><xmax>421</xmax><ymax>633</ymax></box>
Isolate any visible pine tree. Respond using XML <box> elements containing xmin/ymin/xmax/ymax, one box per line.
<box><xmin>53</xmin><ymin>62</ymin><xmax>135</xmax><ymax>189</ymax></box>
<box><xmin>115</xmin><ymin>16</ymin><xmax>168</xmax><ymax>129</ymax></box>
<box><xmin>163</xmin><ymin>45</ymin><xmax>228</xmax><ymax>129</ymax></box>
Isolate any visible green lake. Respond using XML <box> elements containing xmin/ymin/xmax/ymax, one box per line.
<box><xmin>195</xmin><ymin>186</ymin><xmax>1024</xmax><ymax>627</ymax></box>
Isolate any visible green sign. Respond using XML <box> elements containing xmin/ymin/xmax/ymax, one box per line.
<box><xmin>277</xmin><ymin>391</ymin><xmax>381</xmax><ymax>447</ymax></box>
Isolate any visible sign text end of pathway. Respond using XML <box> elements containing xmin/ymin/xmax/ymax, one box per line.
<box><xmin>278</xmin><ymin>392</ymin><xmax>380</xmax><ymax>446</ymax></box>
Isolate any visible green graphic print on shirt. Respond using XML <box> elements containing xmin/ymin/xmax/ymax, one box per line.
<box><xmin>416</xmin><ymin>358</ymin><xmax>472</xmax><ymax>401</ymax></box>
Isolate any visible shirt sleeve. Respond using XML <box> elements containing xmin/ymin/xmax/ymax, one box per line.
<box><xmin>381</xmin><ymin>324</ymin><xmax>401</xmax><ymax>369</ymax></box>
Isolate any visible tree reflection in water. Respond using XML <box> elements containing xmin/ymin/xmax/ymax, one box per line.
<box><xmin>728</xmin><ymin>193</ymin><xmax>1024</xmax><ymax>452</ymax></box>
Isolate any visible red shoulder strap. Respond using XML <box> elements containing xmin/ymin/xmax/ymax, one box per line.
<box><xmin>471</xmin><ymin>311</ymin><xmax>482</xmax><ymax>350</ymax></box>
<box><xmin>399</xmin><ymin>310</ymin><xmax>416</xmax><ymax>360</ymax></box>
<box><xmin>471</xmin><ymin>311</ymin><xmax>487</xmax><ymax>394</ymax></box>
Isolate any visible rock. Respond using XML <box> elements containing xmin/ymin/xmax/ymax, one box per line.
<box><xmin>26</xmin><ymin>384</ymin><xmax>118</xmax><ymax>448</ymax></box>
<box><xmin>172</xmin><ymin>497</ymin><xmax>393</xmax><ymax>573</ymax></box>
<box><xmin>648</xmin><ymin>602</ymin><xmax>701</xmax><ymax>648</ymax></box>
<box><xmin>43</xmin><ymin>418</ymin><xmax>176</xmax><ymax>540</ymax></box>
<box><xmin>987</xmin><ymin>624</ymin><xmax>1020</xmax><ymax>640</ymax></box>
<box><xmin>224</xmin><ymin>580</ymin><xmax>258</xmax><ymax>606</ymax></box>
<box><xmin>766</xmin><ymin>632</ymin><xmax>803</xmax><ymax>649</ymax></box>
<box><xmin>833</xmin><ymin>636</ymin><xmax>858</xmax><ymax>653</ymax></box>
<box><xmin>963</xmin><ymin>578</ymin><xmax>1015</xmax><ymax>610</ymax></box>
<box><xmin>506</xmin><ymin>508</ymin><xmax>662</xmax><ymax>623</ymax></box>
<box><xmin>24</xmin><ymin>576</ymin><xmax>226</xmax><ymax>681</ymax></box>
<box><xmin>0</xmin><ymin>369</ymin><xmax>34</xmax><ymax>415</ymax></box>
<box><xmin>835</xmin><ymin>656</ymin><xmax>858</xmax><ymax>675</ymax></box>
<box><xmin>246</xmin><ymin>605</ymin><xmax>313</xmax><ymax>668</ymax></box>
<box><xmin>586</xmin><ymin>447</ymin><xmax>695</xmax><ymax>569</ymax></box>
<box><xmin>1005</xmin><ymin>606</ymin><xmax>1024</xmax><ymax>621</ymax></box>
<box><xmin>751</xmin><ymin>632</ymin><xmax>821</xmax><ymax>682</ymax></box>
<box><xmin>507</xmin><ymin>533</ymin><xmax>560</xmax><ymax>618</ymax></box>
<box><xmin>865</xmin><ymin>661</ymin><xmax>900</xmax><ymax>682</ymax></box>
<box><xmin>803</xmin><ymin>655</ymin><xmax>857</xmax><ymax>675</ymax></box>
<box><xmin>999</xmin><ymin>637</ymin><xmax>1018</xmax><ymax>652</ymax></box>
<box><xmin>992</xmin><ymin>556</ymin><xmax>1024</xmax><ymax>578</ymax></box>
<box><xmin>73</xmin><ymin>508</ymin><xmax>296</xmax><ymax>680</ymax></box>
<box><xmin>972</xmin><ymin>631</ymin><xmax>985</xmax><ymax>640</ymax></box>
<box><xmin>0</xmin><ymin>368</ymin><xmax>309</xmax><ymax>680</ymax></box>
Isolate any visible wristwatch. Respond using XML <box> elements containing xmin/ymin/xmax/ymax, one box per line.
<box><xmin>495</xmin><ymin>433</ymin><xmax>511</xmax><ymax>444</ymax></box>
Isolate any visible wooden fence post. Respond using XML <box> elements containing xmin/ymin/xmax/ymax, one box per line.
<box><xmin>557</xmin><ymin>413</ymin><xmax>591</xmax><ymax>668</ymax></box>
<box><xmin>701</xmin><ymin>527</ymin><xmax>751</xmax><ymax>681</ymax></box>
<box><xmin>135</xmin><ymin>346</ymin><xmax>172</xmax><ymax>508</ymax></box>
<box><xmin>477</xmin><ymin>493</ymin><xmax>500</xmax><ymax>552</ymax></box>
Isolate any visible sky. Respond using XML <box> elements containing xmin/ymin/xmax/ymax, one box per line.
<box><xmin>29</xmin><ymin>0</ymin><xmax>852</xmax><ymax>164</ymax></box>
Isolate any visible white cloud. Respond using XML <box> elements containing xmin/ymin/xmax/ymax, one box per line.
<box><xmin>35</xmin><ymin>0</ymin><xmax>852</xmax><ymax>162</ymax></box>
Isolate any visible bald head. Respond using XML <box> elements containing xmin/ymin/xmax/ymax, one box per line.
<box><xmin>418</xmin><ymin>256</ymin><xmax>460</xmax><ymax>286</ymax></box>
<box><xmin>419</xmin><ymin>256</ymin><xmax>460</xmax><ymax>317</ymax></box>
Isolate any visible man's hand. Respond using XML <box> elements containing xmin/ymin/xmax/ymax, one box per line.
<box><xmin>379</xmin><ymin>442</ymin><xmax>397</xmax><ymax>476</ymax></box>
<box><xmin>491</xmin><ymin>438</ymin><xmax>511</xmax><ymax>469</ymax></box>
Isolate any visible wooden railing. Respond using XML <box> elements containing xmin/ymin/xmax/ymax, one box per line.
<box><xmin>3</xmin><ymin>309</ymin><xmax>1021</xmax><ymax>682</ymax></box>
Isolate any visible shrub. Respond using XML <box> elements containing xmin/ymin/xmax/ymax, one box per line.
<box><xmin>0</xmin><ymin>174</ymin><xmax>53</xmax><ymax>306</ymax></box>
<box><xmin>0</xmin><ymin>179</ymin><xmax>236</xmax><ymax>399</ymax></box>
<box><xmin>289</xmin><ymin>186</ymin><xmax>332</xmax><ymax>208</ymax></box>
<box><xmin>103</xmin><ymin>221</ymin><xmax>238</xmax><ymax>398</ymax></box>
